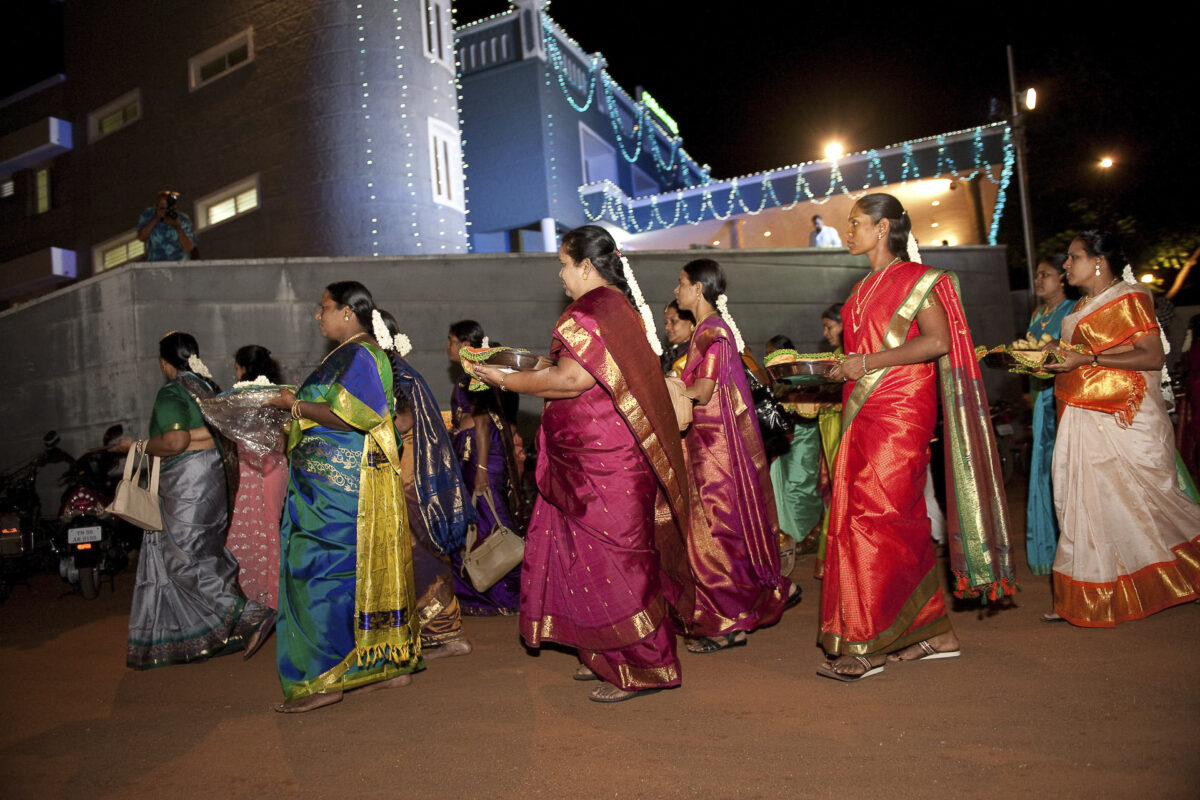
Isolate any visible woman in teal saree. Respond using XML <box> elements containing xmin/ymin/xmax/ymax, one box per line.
<box><xmin>267</xmin><ymin>282</ymin><xmax>420</xmax><ymax>713</ymax></box>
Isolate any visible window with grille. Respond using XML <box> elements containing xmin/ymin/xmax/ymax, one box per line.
<box><xmin>195</xmin><ymin>175</ymin><xmax>259</xmax><ymax>230</ymax></box>
<box><xmin>189</xmin><ymin>28</ymin><xmax>254</xmax><ymax>90</ymax></box>
<box><xmin>88</xmin><ymin>89</ymin><xmax>141</xmax><ymax>142</ymax></box>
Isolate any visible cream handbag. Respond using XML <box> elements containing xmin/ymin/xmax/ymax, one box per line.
<box><xmin>461</xmin><ymin>491</ymin><xmax>524</xmax><ymax>592</ymax></box>
<box><xmin>107</xmin><ymin>447</ymin><xmax>163</xmax><ymax>531</ymax></box>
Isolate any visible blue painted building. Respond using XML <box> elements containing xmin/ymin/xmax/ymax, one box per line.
<box><xmin>457</xmin><ymin>2</ymin><xmax>1014</xmax><ymax>255</ymax></box>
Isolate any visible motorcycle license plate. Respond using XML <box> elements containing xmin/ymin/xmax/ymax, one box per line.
<box><xmin>68</xmin><ymin>525</ymin><xmax>103</xmax><ymax>544</ymax></box>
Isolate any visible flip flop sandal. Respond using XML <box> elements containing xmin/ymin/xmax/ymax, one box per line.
<box><xmin>588</xmin><ymin>686</ymin><xmax>664</xmax><ymax>703</ymax></box>
<box><xmin>1040</xmin><ymin>612</ymin><xmax>1068</xmax><ymax>623</ymax></box>
<box><xmin>243</xmin><ymin>609</ymin><xmax>277</xmax><ymax>661</ymax></box>
<box><xmin>784</xmin><ymin>583</ymin><xmax>803</xmax><ymax>611</ymax></box>
<box><xmin>686</xmin><ymin>632</ymin><xmax>748</xmax><ymax>654</ymax></box>
<box><xmin>816</xmin><ymin>656</ymin><xmax>884</xmax><ymax>682</ymax></box>
<box><xmin>891</xmin><ymin>639</ymin><xmax>961</xmax><ymax>662</ymax></box>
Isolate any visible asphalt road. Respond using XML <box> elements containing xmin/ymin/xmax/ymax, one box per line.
<box><xmin>2</xmin><ymin>490</ymin><xmax>1198</xmax><ymax>799</ymax></box>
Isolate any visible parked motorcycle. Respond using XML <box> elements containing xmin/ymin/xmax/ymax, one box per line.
<box><xmin>0</xmin><ymin>432</ymin><xmax>71</xmax><ymax>601</ymax></box>
<box><xmin>51</xmin><ymin>425</ymin><xmax>135</xmax><ymax>599</ymax></box>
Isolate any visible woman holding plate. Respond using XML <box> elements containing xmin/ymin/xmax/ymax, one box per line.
<box><xmin>820</xmin><ymin>193</ymin><xmax>1013</xmax><ymax>681</ymax></box>
<box><xmin>472</xmin><ymin>225</ymin><xmax>694</xmax><ymax>703</ymax></box>
<box><xmin>1042</xmin><ymin>230</ymin><xmax>1200</xmax><ymax>625</ymax></box>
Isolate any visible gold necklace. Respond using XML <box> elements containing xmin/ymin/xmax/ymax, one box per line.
<box><xmin>851</xmin><ymin>257</ymin><xmax>902</xmax><ymax>333</ymax></box>
<box><xmin>1077</xmin><ymin>278</ymin><xmax>1121</xmax><ymax>312</ymax></box>
<box><xmin>320</xmin><ymin>331</ymin><xmax>370</xmax><ymax>365</ymax></box>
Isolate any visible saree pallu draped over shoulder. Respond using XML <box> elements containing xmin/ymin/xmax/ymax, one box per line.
<box><xmin>277</xmin><ymin>342</ymin><xmax>420</xmax><ymax>702</ymax></box>
<box><xmin>680</xmin><ymin>316</ymin><xmax>787</xmax><ymax>637</ymax></box>
<box><xmin>1051</xmin><ymin>284</ymin><xmax>1200</xmax><ymax>626</ymax></box>
<box><xmin>520</xmin><ymin>287</ymin><xmax>694</xmax><ymax>691</ymax></box>
<box><xmin>820</xmin><ymin>263</ymin><xmax>1015</xmax><ymax>657</ymax></box>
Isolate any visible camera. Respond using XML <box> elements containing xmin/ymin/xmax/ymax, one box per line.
<box><xmin>164</xmin><ymin>192</ymin><xmax>179</xmax><ymax>219</ymax></box>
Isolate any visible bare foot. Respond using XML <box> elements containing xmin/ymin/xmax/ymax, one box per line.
<box><xmin>422</xmin><ymin>638</ymin><xmax>473</xmax><ymax>661</ymax></box>
<box><xmin>357</xmin><ymin>674</ymin><xmax>413</xmax><ymax>695</ymax></box>
<box><xmin>886</xmin><ymin>632</ymin><xmax>961</xmax><ymax>662</ymax></box>
<box><xmin>275</xmin><ymin>691</ymin><xmax>344</xmax><ymax>714</ymax></box>
<box><xmin>573</xmin><ymin>664</ymin><xmax>599</xmax><ymax>681</ymax></box>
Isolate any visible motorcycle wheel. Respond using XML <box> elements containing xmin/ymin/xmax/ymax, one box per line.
<box><xmin>79</xmin><ymin>566</ymin><xmax>99</xmax><ymax>599</ymax></box>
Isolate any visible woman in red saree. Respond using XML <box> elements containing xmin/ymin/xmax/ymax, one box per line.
<box><xmin>472</xmin><ymin>225</ymin><xmax>694</xmax><ymax>703</ymax></box>
<box><xmin>821</xmin><ymin>193</ymin><xmax>1014</xmax><ymax>681</ymax></box>
<box><xmin>1043</xmin><ymin>230</ymin><xmax>1200</xmax><ymax>625</ymax></box>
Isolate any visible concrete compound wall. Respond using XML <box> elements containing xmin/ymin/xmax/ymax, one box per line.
<box><xmin>0</xmin><ymin>246</ymin><xmax>1021</xmax><ymax>468</ymax></box>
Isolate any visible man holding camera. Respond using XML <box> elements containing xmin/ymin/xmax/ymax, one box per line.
<box><xmin>136</xmin><ymin>190</ymin><xmax>196</xmax><ymax>261</ymax></box>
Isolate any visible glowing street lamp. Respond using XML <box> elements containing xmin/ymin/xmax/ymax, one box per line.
<box><xmin>1099</xmin><ymin>156</ymin><xmax>1114</xmax><ymax>168</ymax></box>
<box><xmin>824</xmin><ymin>141</ymin><xmax>844</xmax><ymax>161</ymax></box>
<box><xmin>1024</xmin><ymin>88</ymin><xmax>1037</xmax><ymax>110</ymax></box>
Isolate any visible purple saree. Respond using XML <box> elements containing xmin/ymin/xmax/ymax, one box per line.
<box><xmin>680</xmin><ymin>316</ymin><xmax>787</xmax><ymax>636</ymax></box>
<box><xmin>520</xmin><ymin>287</ymin><xmax>694</xmax><ymax>691</ymax></box>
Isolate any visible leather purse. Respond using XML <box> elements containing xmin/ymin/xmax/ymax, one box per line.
<box><xmin>461</xmin><ymin>491</ymin><xmax>524</xmax><ymax>592</ymax></box>
<box><xmin>107</xmin><ymin>447</ymin><xmax>163</xmax><ymax>531</ymax></box>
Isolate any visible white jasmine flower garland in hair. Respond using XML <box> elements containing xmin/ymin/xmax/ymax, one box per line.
<box><xmin>186</xmin><ymin>354</ymin><xmax>213</xmax><ymax>379</ymax></box>
<box><xmin>371</xmin><ymin>310</ymin><xmax>393</xmax><ymax>351</ymax></box>
<box><xmin>906</xmin><ymin>231</ymin><xmax>922</xmax><ymax>264</ymax></box>
<box><xmin>481</xmin><ymin>336</ymin><xmax>489</xmax><ymax>348</ymax></box>
<box><xmin>232</xmin><ymin>375</ymin><xmax>273</xmax><ymax>388</ymax></box>
<box><xmin>618</xmin><ymin>251</ymin><xmax>663</xmax><ymax>356</ymax></box>
<box><xmin>715</xmin><ymin>294</ymin><xmax>746</xmax><ymax>354</ymax></box>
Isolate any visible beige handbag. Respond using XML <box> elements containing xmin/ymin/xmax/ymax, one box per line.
<box><xmin>461</xmin><ymin>491</ymin><xmax>524</xmax><ymax>592</ymax></box>
<box><xmin>107</xmin><ymin>447</ymin><xmax>163</xmax><ymax>531</ymax></box>
<box><xmin>664</xmin><ymin>376</ymin><xmax>693</xmax><ymax>431</ymax></box>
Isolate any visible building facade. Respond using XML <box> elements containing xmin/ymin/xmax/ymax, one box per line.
<box><xmin>0</xmin><ymin>0</ymin><xmax>468</xmax><ymax>302</ymax></box>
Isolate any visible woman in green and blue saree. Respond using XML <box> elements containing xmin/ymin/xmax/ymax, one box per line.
<box><xmin>119</xmin><ymin>332</ymin><xmax>272</xmax><ymax>669</ymax></box>
<box><xmin>266</xmin><ymin>281</ymin><xmax>421</xmax><ymax>713</ymax></box>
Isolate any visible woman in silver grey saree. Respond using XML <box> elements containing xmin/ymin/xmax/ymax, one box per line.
<box><xmin>117</xmin><ymin>332</ymin><xmax>272</xmax><ymax>669</ymax></box>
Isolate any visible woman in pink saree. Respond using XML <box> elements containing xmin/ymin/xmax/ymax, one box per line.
<box><xmin>473</xmin><ymin>225</ymin><xmax>693</xmax><ymax>703</ymax></box>
<box><xmin>673</xmin><ymin>259</ymin><xmax>794</xmax><ymax>653</ymax></box>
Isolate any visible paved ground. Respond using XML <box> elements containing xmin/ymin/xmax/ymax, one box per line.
<box><xmin>2</xmin><ymin>480</ymin><xmax>1198</xmax><ymax>799</ymax></box>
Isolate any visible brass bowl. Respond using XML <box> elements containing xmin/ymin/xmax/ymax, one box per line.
<box><xmin>767</xmin><ymin>360</ymin><xmax>838</xmax><ymax>386</ymax></box>
<box><xmin>484</xmin><ymin>349</ymin><xmax>554</xmax><ymax>371</ymax></box>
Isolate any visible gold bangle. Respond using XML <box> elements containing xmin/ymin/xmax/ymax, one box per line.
<box><xmin>291</xmin><ymin>399</ymin><xmax>303</xmax><ymax>420</ymax></box>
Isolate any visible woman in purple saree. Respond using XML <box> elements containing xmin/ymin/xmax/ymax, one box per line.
<box><xmin>473</xmin><ymin>226</ymin><xmax>694</xmax><ymax>703</ymax></box>
<box><xmin>674</xmin><ymin>259</ymin><xmax>794</xmax><ymax>653</ymax></box>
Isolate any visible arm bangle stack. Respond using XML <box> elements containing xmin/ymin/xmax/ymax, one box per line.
<box><xmin>861</xmin><ymin>353</ymin><xmax>869</xmax><ymax>374</ymax></box>
<box><xmin>291</xmin><ymin>399</ymin><xmax>303</xmax><ymax>420</ymax></box>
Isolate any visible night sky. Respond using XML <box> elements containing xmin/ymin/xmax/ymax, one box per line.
<box><xmin>4</xmin><ymin>2</ymin><xmax>1191</xmax><ymax>268</ymax></box>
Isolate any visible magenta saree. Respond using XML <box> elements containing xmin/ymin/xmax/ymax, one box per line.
<box><xmin>680</xmin><ymin>316</ymin><xmax>787</xmax><ymax>637</ymax></box>
<box><xmin>520</xmin><ymin>287</ymin><xmax>694</xmax><ymax>691</ymax></box>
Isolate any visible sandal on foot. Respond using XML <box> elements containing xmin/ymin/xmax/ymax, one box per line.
<box><xmin>1040</xmin><ymin>612</ymin><xmax>1067</xmax><ymax>623</ymax></box>
<box><xmin>887</xmin><ymin>639</ymin><xmax>961</xmax><ymax>663</ymax></box>
<box><xmin>816</xmin><ymin>655</ymin><xmax>883</xmax><ymax>682</ymax></box>
<box><xmin>573</xmin><ymin>664</ymin><xmax>600</xmax><ymax>682</ymax></box>
<box><xmin>243</xmin><ymin>610</ymin><xmax>277</xmax><ymax>661</ymax></box>
<box><xmin>423</xmin><ymin>638</ymin><xmax>473</xmax><ymax>661</ymax></box>
<box><xmin>784</xmin><ymin>583</ymin><xmax>803</xmax><ymax>611</ymax></box>
<box><xmin>588</xmin><ymin>684</ymin><xmax>663</xmax><ymax>703</ymax></box>
<box><xmin>685</xmin><ymin>632</ymin><xmax>748</xmax><ymax>654</ymax></box>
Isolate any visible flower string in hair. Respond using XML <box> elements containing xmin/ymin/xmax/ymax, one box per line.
<box><xmin>186</xmin><ymin>354</ymin><xmax>213</xmax><ymax>379</ymax></box>
<box><xmin>370</xmin><ymin>309</ymin><xmax>413</xmax><ymax>356</ymax></box>
<box><xmin>715</xmin><ymin>294</ymin><xmax>746</xmax><ymax>354</ymax></box>
<box><xmin>1122</xmin><ymin>265</ymin><xmax>1136</xmax><ymax>285</ymax></box>
<box><xmin>906</xmin><ymin>232</ymin><xmax>922</xmax><ymax>264</ymax></box>
<box><xmin>618</xmin><ymin>250</ymin><xmax>663</xmax><ymax>356</ymax></box>
<box><xmin>481</xmin><ymin>336</ymin><xmax>490</xmax><ymax>348</ymax></box>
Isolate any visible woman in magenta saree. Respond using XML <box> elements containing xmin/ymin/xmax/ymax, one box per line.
<box><xmin>472</xmin><ymin>226</ymin><xmax>694</xmax><ymax>703</ymax></box>
<box><xmin>820</xmin><ymin>194</ymin><xmax>1014</xmax><ymax>681</ymax></box>
<box><xmin>673</xmin><ymin>259</ymin><xmax>792</xmax><ymax>653</ymax></box>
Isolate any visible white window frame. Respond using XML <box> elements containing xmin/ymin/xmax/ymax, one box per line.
<box><xmin>92</xmin><ymin>229</ymin><xmax>145</xmax><ymax>272</ymax></box>
<box><xmin>88</xmin><ymin>89</ymin><xmax>142</xmax><ymax>143</ymax></box>
<box><xmin>195</xmin><ymin>174</ymin><xmax>260</xmax><ymax>231</ymax></box>
<box><xmin>1</xmin><ymin>178</ymin><xmax>13</xmax><ymax>199</ymax></box>
<box><xmin>579</xmin><ymin>122</ymin><xmax>618</xmax><ymax>186</ymax></box>
<box><xmin>189</xmin><ymin>28</ymin><xmax>255</xmax><ymax>91</ymax></box>
<box><xmin>427</xmin><ymin>117</ymin><xmax>465</xmax><ymax>212</ymax></box>
<box><xmin>421</xmin><ymin>0</ymin><xmax>454</xmax><ymax>72</ymax></box>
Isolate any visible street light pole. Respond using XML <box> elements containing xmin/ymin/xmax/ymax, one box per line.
<box><xmin>1007</xmin><ymin>44</ymin><xmax>1038</xmax><ymax>307</ymax></box>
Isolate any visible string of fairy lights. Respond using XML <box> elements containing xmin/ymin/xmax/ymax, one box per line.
<box><xmin>576</xmin><ymin>125</ymin><xmax>1014</xmax><ymax>243</ymax></box>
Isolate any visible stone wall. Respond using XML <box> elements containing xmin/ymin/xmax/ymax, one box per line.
<box><xmin>0</xmin><ymin>246</ymin><xmax>1020</xmax><ymax>466</ymax></box>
